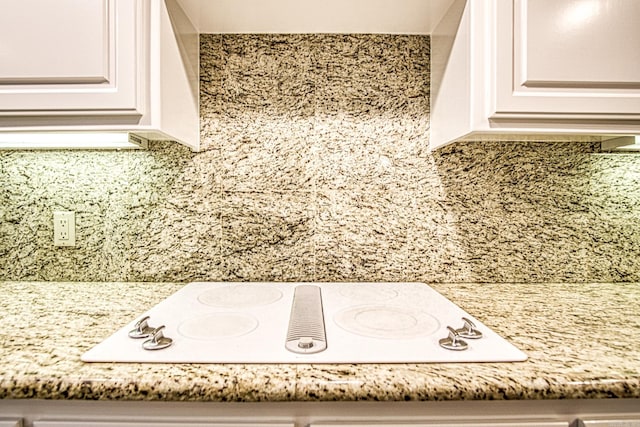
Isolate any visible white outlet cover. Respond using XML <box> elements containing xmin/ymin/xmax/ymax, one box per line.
<box><xmin>53</xmin><ymin>211</ymin><xmax>75</xmax><ymax>246</ymax></box>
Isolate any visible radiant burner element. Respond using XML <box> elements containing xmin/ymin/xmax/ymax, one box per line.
<box><xmin>178</xmin><ymin>313</ymin><xmax>258</xmax><ymax>340</ymax></box>
<box><xmin>81</xmin><ymin>282</ymin><xmax>528</xmax><ymax>364</ymax></box>
<box><xmin>334</xmin><ymin>305</ymin><xmax>440</xmax><ymax>339</ymax></box>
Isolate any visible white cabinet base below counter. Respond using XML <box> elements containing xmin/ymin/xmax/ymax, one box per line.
<box><xmin>1</xmin><ymin>399</ymin><xmax>639</xmax><ymax>427</ymax></box>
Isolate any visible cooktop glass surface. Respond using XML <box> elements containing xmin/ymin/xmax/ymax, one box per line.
<box><xmin>82</xmin><ymin>282</ymin><xmax>527</xmax><ymax>364</ymax></box>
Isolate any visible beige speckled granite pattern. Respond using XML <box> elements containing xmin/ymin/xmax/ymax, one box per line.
<box><xmin>2</xmin><ymin>34</ymin><xmax>640</xmax><ymax>283</ymax></box>
<box><xmin>0</xmin><ymin>281</ymin><xmax>638</xmax><ymax>401</ymax></box>
<box><xmin>220</xmin><ymin>191</ymin><xmax>316</xmax><ymax>281</ymax></box>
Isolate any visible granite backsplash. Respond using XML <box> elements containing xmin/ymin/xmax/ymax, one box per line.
<box><xmin>1</xmin><ymin>34</ymin><xmax>639</xmax><ymax>283</ymax></box>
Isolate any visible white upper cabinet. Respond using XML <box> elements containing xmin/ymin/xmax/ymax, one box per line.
<box><xmin>0</xmin><ymin>0</ymin><xmax>139</xmax><ymax>117</ymax></box>
<box><xmin>430</xmin><ymin>0</ymin><xmax>640</xmax><ymax>150</ymax></box>
<box><xmin>496</xmin><ymin>0</ymin><xmax>640</xmax><ymax>117</ymax></box>
<box><xmin>0</xmin><ymin>0</ymin><xmax>200</xmax><ymax>150</ymax></box>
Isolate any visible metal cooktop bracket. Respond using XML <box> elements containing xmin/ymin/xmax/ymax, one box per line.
<box><xmin>128</xmin><ymin>316</ymin><xmax>155</xmax><ymax>339</ymax></box>
<box><xmin>439</xmin><ymin>326</ymin><xmax>469</xmax><ymax>351</ymax></box>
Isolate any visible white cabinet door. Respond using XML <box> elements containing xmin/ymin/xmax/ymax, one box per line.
<box><xmin>0</xmin><ymin>421</ymin><xmax>21</xmax><ymax>427</ymax></box>
<box><xmin>34</xmin><ymin>422</ymin><xmax>293</xmax><ymax>427</ymax></box>
<box><xmin>311</xmin><ymin>422</ymin><xmax>569</xmax><ymax>427</ymax></box>
<box><xmin>578</xmin><ymin>420</ymin><xmax>640</xmax><ymax>427</ymax></box>
<box><xmin>0</xmin><ymin>0</ymin><xmax>142</xmax><ymax>120</ymax></box>
<box><xmin>493</xmin><ymin>0</ymin><xmax>640</xmax><ymax>119</ymax></box>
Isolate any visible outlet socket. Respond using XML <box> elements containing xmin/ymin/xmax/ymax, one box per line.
<box><xmin>53</xmin><ymin>211</ymin><xmax>76</xmax><ymax>247</ymax></box>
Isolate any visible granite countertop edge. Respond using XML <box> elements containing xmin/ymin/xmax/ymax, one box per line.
<box><xmin>2</xmin><ymin>374</ymin><xmax>639</xmax><ymax>402</ymax></box>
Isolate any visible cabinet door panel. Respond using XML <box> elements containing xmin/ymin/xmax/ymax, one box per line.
<box><xmin>579</xmin><ymin>420</ymin><xmax>640</xmax><ymax>427</ymax></box>
<box><xmin>523</xmin><ymin>0</ymin><xmax>640</xmax><ymax>88</ymax></box>
<box><xmin>0</xmin><ymin>0</ymin><xmax>142</xmax><ymax>117</ymax></box>
<box><xmin>0</xmin><ymin>0</ymin><xmax>108</xmax><ymax>84</ymax></box>
<box><xmin>310</xmin><ymin>422</ymin><xmax>568</xmax><ymax>427</ymax></box>
<box><xmin>34</xmin><ymin>422</ymin><xmax>294</xmax><ymax>427</ymax></box>
<box><xmin>494</xmin><ymin>0</ymin><xmax>640</xmax><ymax>118</ymax></box>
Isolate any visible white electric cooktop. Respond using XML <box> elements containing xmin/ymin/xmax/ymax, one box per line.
<box><xmin>82</xmin><ymin>282</ymin><xmax>527</xmax><ymax>364</ymax></box>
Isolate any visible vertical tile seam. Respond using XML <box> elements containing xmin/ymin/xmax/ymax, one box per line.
<box><xmin>122</xmin><ymin>150</ymin><xmax>133</xmax><ymax>282</ymax></box>
<box><xmin>310</xmin><ymin>34</ymin><xmax>319</xmax><ymax>283</ymax></box>
<box><xmin>217</xmin><ymin>34</ymin><xmax>225</xmax><ymax>281</ymax></box>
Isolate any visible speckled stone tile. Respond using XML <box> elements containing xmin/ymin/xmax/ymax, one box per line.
<box><xmin>0</xmin><ymin>150</ymin><xmax>132</xmax><ymax>282</ymax></box>
<box><xmin>200</xmin><ymin>34</ymin><xmax>223</xmax><ymax>116</ymax></box>
<box><xmin>405</xmin><ymin>197</ymin><xmax>470</xmax><ymax>283</ymax></box>
<box><xmin>313</xmin><ymin>189</ymin><xmax>411</xmax><ymax>281</ymax></box>
<box><xmin>312</xmin><ymin>114</ymin><xmax>429</xmax><ymax>191</ymax></box>
<box><xmin>311</xmin><ymin>34</ymin><xmax>430</xmax><ymax>191</ymax></box>
<box><xmin>219</xmin><ymin>191</ymin><xmax>315</xmax><ymax>281</ymax></box>
<box><xmin>410</xmin><ymin>141</ymin><xmax>640</xmax><ymax>283</ymax></box>
<box><xmin>216</xmin><ymin>116</ymin><xmax>316</xmax><ymax>191</ymax></box>
<box><xmin>127</xmin><ymin>206</ymin><xmax>223</xmax><ymax>282</ymax></box>
<box><xmin>221</xmin><ymin>34</ymin><xmax>315</xmax><ymax>114</ymax></box>
<box><xmin>125</xmin><ymin>143</ymin><xmax>224</xmax><ymax>282</ymax></box>
<box><xmin>201</xmin><ymin>34</ymin><xmax>316</xmax><ymax>191</ymax></box>
<box><xmin>312</xmin><ymin>34</ymin><xmax>430</xmax><ymax>117</ymax></box>
<box><xmin>582</xmin><ymin>153</ymin><xmax>640</xmax><ymax>281</ymax></box>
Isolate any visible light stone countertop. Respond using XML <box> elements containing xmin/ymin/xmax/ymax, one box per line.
<box><xmin>0</xmin><ymin>281</ymin><xmax>638</xmax><ymax>402</ymax></box>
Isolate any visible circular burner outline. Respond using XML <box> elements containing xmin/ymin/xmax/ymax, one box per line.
<box><xmin>197</xmin><ymin>284</ymin><xmax>283</xmax><ymax>308</ymax></box>
<box><xmin>177</xmin><ymin>313</ymin><xmax>259</xmax><ymax>340</ymax></box>
<box><xmin>333</xmin><ymin>305</ymin><xmax>440</xmax><ymax>339</ymax></box>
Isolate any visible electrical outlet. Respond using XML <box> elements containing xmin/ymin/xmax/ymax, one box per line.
<box><xmin>53</xmin><ymin>211</ymin><xmax>76</xmax><ymax>247</ymax></box>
